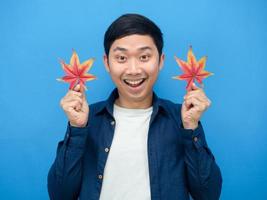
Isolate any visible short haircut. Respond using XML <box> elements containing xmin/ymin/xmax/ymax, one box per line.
<box><xmin>104</xmin><ymin>13</ymin><xmax>163</xmax><ymax>56</ymax></box>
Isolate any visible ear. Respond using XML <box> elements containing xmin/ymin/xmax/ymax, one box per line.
<box><xmin>103</xmin><ymin>54</ymin><xmax>110</xmax><ymax>73</ymax></box>
<box><xmin>159</xmin><ymin>53</ymin><xmax>165</xmax><ymax>71</ymax></box>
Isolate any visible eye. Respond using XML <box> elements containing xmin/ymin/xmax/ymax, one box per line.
<box><xmin>116</xmin><ymin>55</ymin><xmax>127</xmax><ymax>63</ymax></box>
<box><xmin>140</xmin><ymin>54</ymin><xmax>150</xmax><ymax>62</ymax></box>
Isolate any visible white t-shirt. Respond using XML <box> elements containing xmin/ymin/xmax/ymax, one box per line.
<box><xmin>99</xmin><ymin>104</ymin><xmax>153</xmax><ymax>200</ymax></box>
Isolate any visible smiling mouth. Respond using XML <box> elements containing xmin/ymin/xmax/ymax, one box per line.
<box><xmin>123</xmin><ymin>78</ymin><xmax>146</xmax><ymax>88</ymax></box>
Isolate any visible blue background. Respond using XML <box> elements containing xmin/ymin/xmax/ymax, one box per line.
<box><xmin>1</xmin><ymin>0</ymin><xmax>266</xmax><ymax>199</ymax></box>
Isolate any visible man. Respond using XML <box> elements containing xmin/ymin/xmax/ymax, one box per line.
<box><xmin>48</xmin><ymin>14</ymin><xmax>222</xmax><ymax>200</ymax></box>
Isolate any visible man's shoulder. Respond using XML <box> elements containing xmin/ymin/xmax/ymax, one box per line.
<box><xmin>157</xmin><ymin>97</ymin><xmax>183</xmax><ymax>126</ymax></box>
<box><xmin>157</xmin><ymin>97</ymin><xmax>182</xmax><ymax>118</ymax></box>
<box><xmin>90</xmin><ymin>100</ymin><xmax>106</xmax><ymax>108</ymax></box>
<box><xmin>87</xmin><ymin>100</ymin><xmax>107</xmax><ymax>116</ymax></box>
<box><xmin>158</xmin><ymin>97</ymin><xmax>182</xmax><ymax>111</ymax></box>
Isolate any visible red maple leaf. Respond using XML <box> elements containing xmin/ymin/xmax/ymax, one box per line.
<box><xmin>57</xmin><ymin>50</ymin><xmax>96</xmax><ymax>90</ymax></box>
<box><xmin>173</xmin><ymin>46</ymin><xmax>213</xmax><ymax>90</ymax></box>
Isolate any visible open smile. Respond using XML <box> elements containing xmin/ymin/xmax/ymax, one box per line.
<box><xmin>123</xmin><ymin>78</ymin><xmax>146</xmax><ymax>88</ymax></box>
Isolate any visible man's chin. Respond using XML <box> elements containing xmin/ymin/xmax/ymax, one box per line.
<box><xmin>122</xmin><ymin>90</ymin><xmax>153</xmax><ymax>106</ymax></box>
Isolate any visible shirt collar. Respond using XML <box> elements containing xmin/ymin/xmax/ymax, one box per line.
<box><xmin>94</xmin><ymin>88</ymin><xmax>168</xmax><ymax>117</ymax></box>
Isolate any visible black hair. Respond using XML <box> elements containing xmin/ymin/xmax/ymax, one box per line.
<box><xmin>104</xmin><ymin>13</ymin><xmax>163</xmax><ymax>56</ymax></box>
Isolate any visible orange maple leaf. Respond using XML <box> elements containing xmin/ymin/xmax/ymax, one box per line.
<box><xmin>173</xmin><ymin>46</ymin><xmax>213</xmax><ymax>90</ymax></box>
<box><xmin>57</xmin><ymin>50</ymin><xmax>96</xmax><ymax>90</ymax></box>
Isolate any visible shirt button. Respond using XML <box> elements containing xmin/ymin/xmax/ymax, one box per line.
<box><xmin>110</xmin><ymin>121</ymin><xmax>115</xmax><ymax>126</ymax></box>
<box><xmin>193</xmin><ymin>137</ymin><xmax>198</xmax><ymax>142</ymax></box>
<box><xmin>98</xmin><ymin>174</ymin><xmax>103</xmax><ymax>180</ymax></box>
<box><xmin>104</xmin><ymin>147</ymin><xmax>109</xmax><ymax>153</ymax></box>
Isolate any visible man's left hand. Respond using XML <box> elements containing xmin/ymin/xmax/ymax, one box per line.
<box><xmin>181</xmin><ymin>83</ymin><xmax>211</xmax><ymax>130</ymax></box>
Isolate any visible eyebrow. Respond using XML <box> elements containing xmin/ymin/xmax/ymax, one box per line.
<box><xmin>113</xmin><ymin>47</ymin><xmax>127</xmax><ymax>52</ymax></box>
<box><xmin>112</xmin><ymin>46</ymin><xmax>152</xmax><ymax>52</ymax></box>
<box><xmin>138</xmin><ymin>46</ymin><xmax>152</xmax><ymax>51</ymax></box>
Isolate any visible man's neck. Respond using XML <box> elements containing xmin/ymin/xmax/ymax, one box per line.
<box><xmin>115</xmin><ymin>93</ymin><xmax>153</xmax><ymax>109</ymax></box>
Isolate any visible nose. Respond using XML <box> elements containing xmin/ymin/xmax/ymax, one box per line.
<box><xmin>126</xmin><ymin>58</ymin><xmax>141</xmax><ymax>75</ymax></box>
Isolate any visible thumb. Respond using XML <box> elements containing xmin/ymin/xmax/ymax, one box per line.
<box><xmin>74</xmin><ymin>84</ymin><xmax>87</xmax><ymax>101</ymax></box>
<box><xmin>73</xmin><ymin>84</ymin><xmax>86</xmax><ymax>94</ymax></box>
<box><xmin>73</xmin><ymin>84</ymin><xmax>81</xmax><ymax>92</ymax></box>
<box><xmin>188</xmin><ymin>82</ymin><xmax>199</xmax><ymax>91</ymax></box>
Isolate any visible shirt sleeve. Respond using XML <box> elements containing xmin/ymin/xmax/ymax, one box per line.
<box><xmin>47</xmin><ymin>123</ymin><xmax>89</xmax><ymax>200</ymax></box>
<box><xmin>180</xmin><ymin>123</ymin><xmax>223</xmax><ymax>200</ymax></box>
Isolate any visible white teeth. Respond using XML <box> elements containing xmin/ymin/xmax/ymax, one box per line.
<box><xmin>124</xmin><ymin>79</ymin><xmax>144</xmax><ymax>86</ymax></box>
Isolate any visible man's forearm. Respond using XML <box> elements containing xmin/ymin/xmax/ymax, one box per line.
<box><xmin>47</xmin><ymin>124</ymin><xmax>89</xmax><ymax>200</ymax></box>
<box><xmin>181</xmin><ymin>123</ymin><xmax>222</xmax><ymax>200</ymax></box>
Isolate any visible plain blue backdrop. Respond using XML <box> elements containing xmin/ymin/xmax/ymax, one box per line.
<box><xmin>1</xmin><ymin>0</ymin><xmax>266</xmax><ymax>199</ymax></box>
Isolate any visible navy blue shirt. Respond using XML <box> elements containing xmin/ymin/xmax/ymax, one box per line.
<box><xmin>48</xmin><ymin>89</ymin><xmax>222</xmax><ymax>200</ymax></box>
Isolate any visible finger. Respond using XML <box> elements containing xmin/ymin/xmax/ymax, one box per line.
<box><xmin>65</xmin><ymin>106</ymin><xmax>80</xmax><ymax>117</ymax></box>
<box><xmin>66</xmin><ymin>90</ymin><xmax>87</xmax><ymax>107</ymax></box>
<box><xmin>183</xmin><ymin>109</ymin><xmax>198</xmax><ymax>121</ymax></box>
<box><xmin>184</xmin><ymin>98</ymin><xmax>196</xmax><ymax>109</ymax></box>
<box><xmin>184</xmin><ymin>98</ymin><xmax>206</xmax><ymax>112</ymax></box>
<box><xmin>184</xmin><ymin>90</ymin><xmax>204</xmax><ymax>99</ymax></box>
<box><xmin>185</xmin><ymin>85</ymin><xmax>202</xmax><ymax>98</ymax></box>
<box><xmin>181</xmin><ymin>101</ymin><xmax>187</xmax><ymax>113</ymax></box>
<box><xmin>184</xmin><ymin>92</ymin><xmax>208</xmax><ymax>103</ymax></box>
<box><xmin>63</xmin><ymin>96</ymin><xmax>83</xmax><ymax>105</ymax></box>
<box><xmin>62</xmin><ymin>93</ymin><xmax>83</xmax><ymax>103</ymax></box>
<box><xmin>185</xmin><ymin>96</ymin><xmax>208</xmax><ymax>109</ymax></box>
<box><xmin>63</xmin><ymin>100</ymin><xmax>82</xmax><ymax>110</ymax></box>
<box><xmin>185</xmin><ymin>89</ymin><xmax>211</xmax><ymax>108</ymax></box>
<box><xmin>63</xmin><ymin>100</ymin><xmax>82</xmax><ymax>112</ymax></box>
<box><xmin>80</xmin><ymin>86</ymin><xmax>86</xmax><ymax>101</ymax></box>
<box><xmin>184</xmin><ymin>87</ymin><xmax>206</xmax><ymax>100</ymax></box>
<box><xmin>186</xmin><ymin>96</ymin><xmax>207</xmax><ymax>107</ymax></box>
<box><xmin>65</xmin><ymin>91</ymin><xmax>83</xmax><ymax>100</ymax></box>
<box><xmin>75</xmin><ymin>103</ymin><xmax>82</xmax><ymax>111</ymax></box>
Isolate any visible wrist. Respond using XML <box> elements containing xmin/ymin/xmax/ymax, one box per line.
<box><xmin>70</xmin><ymin>121</ymin><xmax>88</xmax><ymax>128</ymax></box>
<box><xmin>182</xmin><ymin>122</ymin><xmax>198</xmax><ymax>130</ymax></box>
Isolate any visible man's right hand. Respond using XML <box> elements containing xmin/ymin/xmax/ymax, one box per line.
<box><xmin>60</xmin><ymin>84</ymin><xmax>89</xmax><ymax>127</ymax></box>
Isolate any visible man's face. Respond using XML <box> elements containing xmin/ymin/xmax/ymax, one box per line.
<box><xmin>104</xmin><ymin>34</ymin><xmax>164</xmax><ymax>108</ymax></box>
